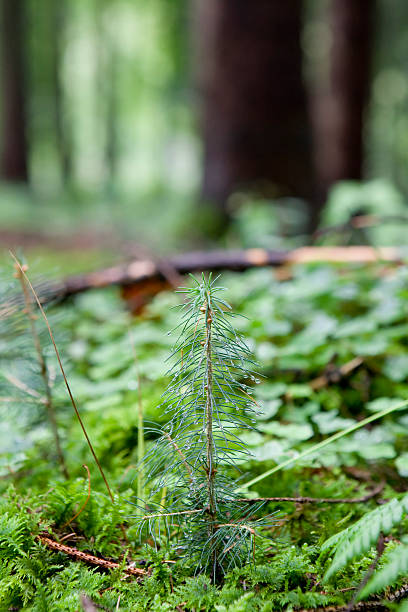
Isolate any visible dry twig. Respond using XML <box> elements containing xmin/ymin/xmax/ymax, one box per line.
<box><xmin>310</xmin><ymin>357</ymin><xmax>364</xmax><ymax>391</ymax></box>
<box><xmin>36</xmin><ymin>534</ymin><xmax>145</xmax><ymax>577</ymax></box>
<box><xmin>239</xmin><ymin>481</ymin><xmax>384</xmax><ymax>505</ymax></box>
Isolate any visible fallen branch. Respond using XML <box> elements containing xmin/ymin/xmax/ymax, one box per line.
<box><xmin>302</xmin><ymin>582</ymin><xmax>408</xmax><ymax>611</ymax></box>
<box><xmin>36</xmin><ymin>534</ymin><xmax>146</xmax><ymax>577</ymax></box>
<box><xmin>239</xmin><ymin>481</ymin><xmax>384</xmax><ymax>505</ymax></box>
<box><xmin>310</xmin><ymin>357</ymin><xmax>364</xmax><ymax>391</ymax></box>
<box><xmin>312</xmin><ymin>213</ymin><xmax>408</xmax><ymax>243</ymax></box>
<box><xmin>40</xmin><ymin>246</ymin><xmax>405</xmax><ymax>304</ymax></box>
<box><xmin>345</xmin><ymin>533</ymin><xmax>385</xmax><ymax>612</ymax></box>
<box><xmin>302</xmin><ymin>600</ymin><xmax>398</xmax><ymax>612</ymax></box>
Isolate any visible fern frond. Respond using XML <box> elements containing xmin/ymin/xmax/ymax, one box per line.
<box><xmin>397</xmin><ymin>598</ymin><xmax>408</xmax><ymax>612</ymax></box>
<box><xmin>323</xmin><ymin>493</ymin><xmax>408</xmax><ymax>581</ymax></box>
<box><xmin>0</xmin><ymin>513</ymin><xmax>29</xmax><ymax>559</ymax></box>
<box><xmin>359</xmin><ymin>544</ymin><xmax>408</xmax><ymax>600</ymax></box>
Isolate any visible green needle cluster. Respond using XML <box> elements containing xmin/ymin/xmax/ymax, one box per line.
<box><xmin>135</xmin><ymin>274</ymin><xmax>269</xmax><ymax>581</ymax></box>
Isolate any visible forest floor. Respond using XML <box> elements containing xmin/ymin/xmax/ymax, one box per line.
<box><xmin>1</xmin><ymin>261</ymin><xmax>408</xmax><ymax>611</ymax></box>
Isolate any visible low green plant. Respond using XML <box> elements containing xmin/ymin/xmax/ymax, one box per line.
<box><xmin>3</xmin><ymin>261</ymin><xmax>408</xmax><ymax>609</ymax></box>
<box><xmin>0</xmin><ymin>264</ymin><xmax>69</xmax><ymax>478</ymax></box>
<box><xmin>135</xmin><ymin>274</ymin><xmax>270</xmax><ymax>581</ymax></box>
<box><xmin>322</xmin><ymin>492</ymin><xmax>408</xmax><ymax>601</ymax></box>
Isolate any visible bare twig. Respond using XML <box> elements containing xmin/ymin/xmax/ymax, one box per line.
<box><xmin>140</xmin><ymin>509</ymin><xmax>202</xmax><ymax>520</ymax></box>
<box><xmin>216</xmin><ymin>523</ymin><xmax>255</xmax><ymax>534</ymax></box>
<box><xmin>346</xmin><ymin>533</ymin><xmax>385</xmax><ymax>612</ymax></box>
<box><xmin>310</xmin><ymin>357</ymin><xmax>364</xmax><ymax>391</ymax></box>
<box><xmin>238</xmin><ymin>481</ymin><xmax>384</xmax><ymax>505</ymax></box>
<box><xmin>312</xmin><ymin>213</ymin><xmax>408</xmax><ymax>243</ymax></box>
<box><xmin>34</xmin><ymin>246</ymin><xmax>406</xmax><ymax>305</ymax></box>
<box><xmin>36</xmin><ymin>534</ymin><xmax>145</xmax><ymax>577</ymax></box>
<box><xmin>163</xmin><ymin>432</ymin><xmax>193</xmax><ymax>481</ymax></box>
<box><xmin>301</xmin><ymin>601</ymin><xmax>396</xmax><ymax>611</ymax></box>
<box><xmin>59</xmin><ymin>532</ymin><xmax>77</xmax><ymax>543</ymax></box>
<box><xmin>302</xmin><ymin>583</ymin><xmax>408</xmax><ymax>610</ymax></box>
<box><xmin>10</xmin><ymin>253</ymin><xmax>113</xmax><ymax>502</ymax></box>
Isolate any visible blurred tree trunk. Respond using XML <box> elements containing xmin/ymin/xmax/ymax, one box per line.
<box><xmin>52</xmin><ymin>0</ymin><xmax>72</xmax><ymax>187</ymax></box>
<box><xmin>0</xmin><ymin>0</ymin><xmax>28</xmax><ymax>182</ymax></box>
<box><xmin>313</xmin><ymin>0</ymin><xmax>376</xmax><ymax>201</ymax></box>
<box><xmin>95</xmin><ymin>0</ymin><xmax>119</xmax><ymax>195</ymax></box>
<box><xmin>105</xmin><ymin>46</ymin><xmax>118</xmax><ymax>193</ymax></box>
<box><xmin>195</xmin><ymin>0</ymin><xmax>316</xmax><ymax>231</ymax></box>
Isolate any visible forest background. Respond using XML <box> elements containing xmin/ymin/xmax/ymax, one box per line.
<box><xmin>1</xmin><ymin>0</ymin><xmax>408</xmax><ymax>255</ymax></box>
<box><xmin>2</xmin><ymin>2</ymin><xmax>408</xmax><ymax>611</ymax></box>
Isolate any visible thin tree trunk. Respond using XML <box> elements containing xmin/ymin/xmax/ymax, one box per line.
<box><xmin>105</xmin><ymin>46</ymin><xmax>118</xmax><ymax>193</ymax></box>
<box><xmin>313</xmin><ymin>0</ymin><xmax>376</xmax><ymax>202</ymax></box>
<box><xmin>52</xmin><ymin>0</ymin><xmax>72</xmax><ymax>187</ymax></box>
<box><xmin>95</xmin><ymin>0</ymin><xmax>118</xmax><ymax>195</ymax></box>
<box><xmin>195</xmin><ymin>0</ymin><xmax>315</xmax><ymax>226</ymax></box>
<box><xmin>0</xmin><ymin>0</ymin><xmax>28</xmax><ymax>182</ymax></box>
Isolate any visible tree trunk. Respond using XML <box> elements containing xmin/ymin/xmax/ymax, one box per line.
<box><xmin>195</xmin><ymin>0</ymin><xmax>315</xmax><ymax>225</ymax></box>
<box><xmin>0</xmin><ymin>0</ymin><xmax>28</xmax><ymax>182</ymax></box>
<box><xmin>313</xmin><ymin>0</ymin><xmax>376</xmax><ymax>201</ymax></box>
<box><xmin>52</xmin><ymin>0</ymin><xmax>72</xmax><ymax>187</ymax></box>
<box><xmin>105</xmin><ymin>46</ymin><xmax>118</xmax><ymax>193</ymax></box>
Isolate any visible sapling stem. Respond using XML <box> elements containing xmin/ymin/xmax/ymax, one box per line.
<box><xmin>137</xmin><ymin>381</ymin><xmax>145</xmax><ymax>503</ymax></box>
<box><xmin>129</xmin><ymin>331</ymin><xmax>145</xmax><ymax>513</ymax></box>
<box><xmin>136</xmin><ymin>274</ymin><xmax>269</xmax><ymax>581</ymax></box>
<box><xmin>203</xmin><ymin>297</ymin><xmax>218</xmax><ymax>577</ymax></box>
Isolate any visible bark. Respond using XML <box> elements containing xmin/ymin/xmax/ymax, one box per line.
<box><xmin>52</xmin><ymin>0</ymin><xmax>72</xmax><ymax>186</ymax></box>
<box><xmin>195</xmin><ymin>0</ymin><xmax>315</xmax><ymax>217</ymax></box>
<box><xmin>37</xmin><ymin>246</ymin><xmax>402</xmax><ymax>306</ymax></box>
<box><xmin>0</xmin><ymin>0</ymin><xmax>28</xmax><ymax>181</ymax></box>
<box><xmin>105</xmin><ymin>46</ymin><xmax>118</xmax><ymax>191</ymax></box>
<box><xmin>313</xmin><ymin>0</ymin><xmax>376</xmax><ymax>201</ymax></box>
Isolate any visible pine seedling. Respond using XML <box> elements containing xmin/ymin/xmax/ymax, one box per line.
<box><xmin>14</xmin><ymin>262</ymin><xmax>68</xmax><ymax>478</ymax></box>
<box><xmin>0</xmin><ymin>263</ymin><xmax>68</xmax><ymax>477</ymax></box>
<box><xmin>135</xmin><ymin>274</ymin><xmax>270</xmax><ymax>582</ymax></box>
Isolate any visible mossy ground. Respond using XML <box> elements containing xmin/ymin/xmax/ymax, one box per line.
<box><xmin>1</xmin><ymin>264</ymin><xmax>408</xmax><ymax>610</ymax></box>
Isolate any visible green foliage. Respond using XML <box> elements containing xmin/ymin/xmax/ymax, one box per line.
<box><xmin>0</xmin><ymin>266</ymin><xmax>70</xmax><ymax>479</ymax></box>
<box><xmin>136</xmin><ymin>274</ymin><xmax>270</xmax><ymax>579</ymax></box>
<box><xmin>173</xmin><ymin>575</ymin><xmax>217</xmax><ymax>609</ymax></box>
<box><xmin>323</xmin><ymin>493</ymin><xmax>408</xmax><ymax>580</ymax></box>
<box><xmin>359</xmin><ymin>543</ymin><xmax>408</xmax><ymax>599</ymax></box>
<box><xmin>3</xmin><ymin>263</ymin><xmax>408</xmax><ymax>607</ymax></box>
<box><xmin>398</xmin><ymin>598</ymin><xmax>408</xmax><ymax>612</ymax></box>
<box><xmin>322</xmin><ymin>179</ymin><xmax>408</xmax><ymax>245</ymax></box>
<box><xmin>322</xmin><ymin>492</ymin><xmax>408</xmax><ymax>602</ymax></box>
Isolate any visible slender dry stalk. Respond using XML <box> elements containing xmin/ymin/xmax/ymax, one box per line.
<box><xmin>129</xmin><ymin>332</ymin><xmax>145</xmax><ymax>509</ymax></box>
<box><xmin>163</xmin><ymin>432</ymin><xmax>192</xmax><ymax>481</ymax></box>
<box><xmin>14</xmin><ymin>262</ymin><xmax>68</xmax><ymax>479</ymax></box>
<box><xmin>10</xmin><ymin>253</ymin><xmax>114</xmax><ymax>502</ymax></box>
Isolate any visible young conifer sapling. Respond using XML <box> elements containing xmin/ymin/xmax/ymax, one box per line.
<box><xmin>136</xmin><ymin>274</ymin><xmax>269</xmax><ymax>582</ymax></box>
